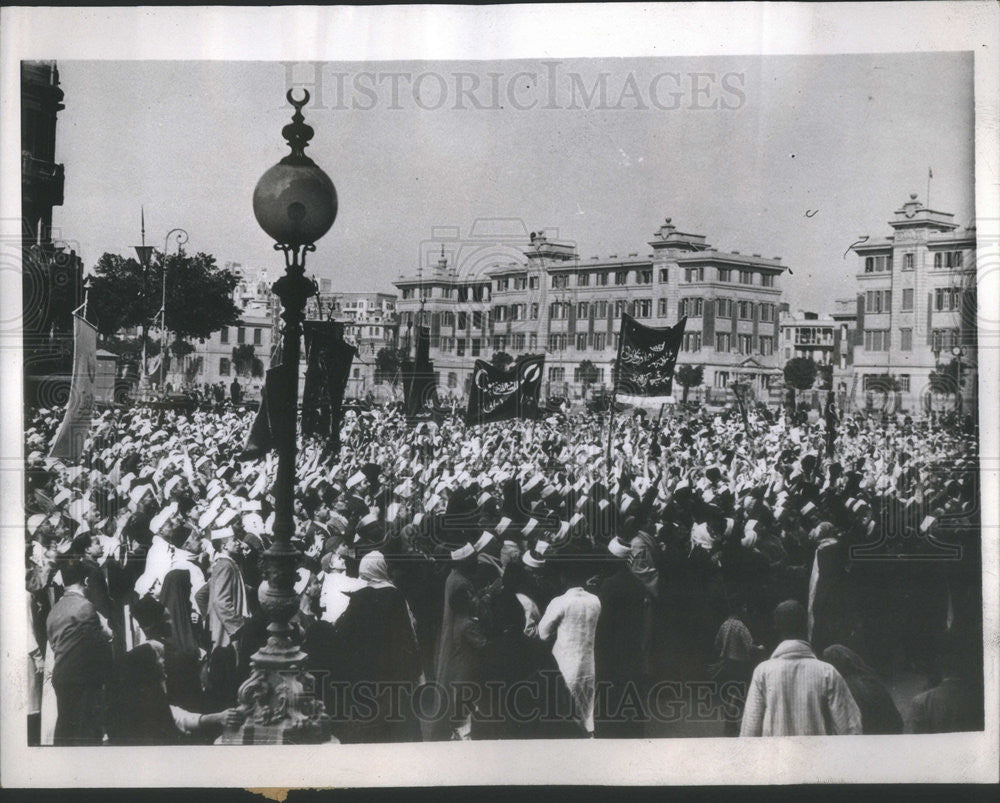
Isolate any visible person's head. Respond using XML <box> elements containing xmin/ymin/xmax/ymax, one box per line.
<box><xmin>223</xmin><ymin>534</ymin><xmax>244</xmax><ymax>557</ymax></box>
<box><xmin>59</xmin><ymin>558</ymin><xmax>89</xmax><ymax>590</ymax></box>
<box><xmin>773</xmin><ymin>599</ymin><xmax>808</xmax><ymax>642</ymax></box>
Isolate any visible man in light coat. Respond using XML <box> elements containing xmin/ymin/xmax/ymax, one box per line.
<box><xmin>740</xmin><ymin>599</ymin><xmax>862</xmax><ymax>737</ymax></box>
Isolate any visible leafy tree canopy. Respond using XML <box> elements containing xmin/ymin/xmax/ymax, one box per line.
<box><xmin>783</xmin><ymin>357</ymin><xmax>818</xmax><ymax>391</ymax></box>
<box><xmin>87</xmin><ymin>250</ymin><xmax>242</xmax><ymax>345</ymax></box>
<box><xmin>491</xmin><ymin>351</ymin><xmax>514</xmax><ymax>371</ymax></box>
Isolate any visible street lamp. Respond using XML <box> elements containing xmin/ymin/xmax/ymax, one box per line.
<box><xmin>225</xmin><ymin>88</ymin><xmax>337</xmax><ymax>744</ymax></box>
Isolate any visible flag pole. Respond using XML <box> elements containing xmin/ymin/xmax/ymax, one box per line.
<box><xmin>606</xmin><ymin>315</ymin><xmax>624</xmax><ymax>480</ymax></box>
<box><xmin>927</xmin><ymin>167</ymin><xmax>933</xmax><ymax>210</ymax></box>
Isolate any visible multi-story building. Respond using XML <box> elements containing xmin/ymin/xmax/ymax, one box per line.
<box><xmin>395</xmin><ymin>217</ymin><xmax>788</xmax><ymax>401</ymax></box>
<box><xmin>778</xmin><ymin>309</ymin><xmax>838</xmax><ymax>390</ymax></box>
<box><xmin>306</xmin><ymin>290</ymin><xmax>399</xmax><ymax>398</ymax></box>
<box><xmin>850</xmin><ymin>193</ymin><xmax>977</xmax><ymax>412</ymax></box>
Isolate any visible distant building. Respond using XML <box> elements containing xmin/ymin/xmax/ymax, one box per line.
<box><xmin>778</xmin><ymin>309</ymin><xmax>839</xmax><ymax>392</ymax></box>
<box><xmin>306</xmin><ymin>290</ymin><xmax>399</xmax><ymax>398</ymax></box>
<box><xmin>394</xmin><ymin>217</ymin><xmax>788</xmax><ymax>402</ymax></box>
<box><xmin>830</xmin><ymin>298</ymin><xmax>859</xmax><ymax>398</ymax></box>
<box><xmin>850</xmin><ymin>193</ymin><xmax>976</xmax><ymax>412</ymax></box>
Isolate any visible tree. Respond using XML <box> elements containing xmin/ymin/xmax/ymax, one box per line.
<box><xmin>675</xmin><ymin>363</ymin><xmax>704</xmax><ymax>403</ymax></box>
<box><xmin>375</xmin><ymin>345</ymin><xmax>405</xmax><ymax>385</ymax></box>
<box><xmin>577</xmin><ymin>359</ymin><xmax>600</xmax><ymax>394</ymax></box>
<box><xmin>928</xmin><ymin>358</ymin><xmax>964</xmax><ymax>410</ymax></box>
<box><xmin>491</xmin><ymin>351</ymin><xmax>514</xmax><ymax>371</ymax></box>
<box><xmin>783</xmin><ymin>357</ymin><xmax>818</xmax><ymax>406</ymax></box>
<box><xmin>232</xmin><ymin>344</ymin><xmax>257</xmax><ymax>377</ymax></box>
<box><xmin>87</xmin><ymin>250</ymin><xmax>242</xmax><ymax>350</ymax></box>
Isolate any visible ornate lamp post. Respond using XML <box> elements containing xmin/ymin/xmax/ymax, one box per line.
<box><xmin>222</xmin><ymin>88</ymin><xmax>337</xmax><ymax>744</ymax></box>
<box><xmin>160</xmin><ymin>228</ymin><xmax>189</xmax><ymax>388</ymax></box>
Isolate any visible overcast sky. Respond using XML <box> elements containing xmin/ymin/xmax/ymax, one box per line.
<box><xmin>50</xmin><ymin>53</ymin><xmax>973</xmax><ymax>312</ymax></box>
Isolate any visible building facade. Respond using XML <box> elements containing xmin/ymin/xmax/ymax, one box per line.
<box><xmin>395</xmin><ymin>217</ymin><xmax>788</xmax><ymax>401</ymax></box>
<box><xmin>850</xmin><ymin>193</ymin><xmax>977</xmax><ymax>412</ymax></box>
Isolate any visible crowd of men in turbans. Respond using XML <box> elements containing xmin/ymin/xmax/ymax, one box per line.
<box><xmin>24</xmin><ymin>395</ymin><xmax>984</xmax><ymax>744</ymax></box>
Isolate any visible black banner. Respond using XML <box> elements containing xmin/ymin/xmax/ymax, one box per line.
<box><xmin>302</xmin><ymin>321</ymin><xmax>357</xmax><ymax>454</ymax></box>
<box><xmin>614</xmin><ymin>313</ymin><xmax>686</xmax><ymax>396</ymax></box>
<box><xmin>466</xmin><ymin>354</ymin><xmax>545</xmax><ymax>425</ymax></box>
<box><xmin>824</xmin><ymin>391</ymin><xmax>839</xmax><ymax>457</ymax></box>
<box><xmin>402</xmin><ymin>325</ymin><xmax>437</xmax><ymax>423</ymax></box>
<box><xmin>239</xmin><ymin>362</ymin><xmax>296</xmax><ymax>461</ymax></box>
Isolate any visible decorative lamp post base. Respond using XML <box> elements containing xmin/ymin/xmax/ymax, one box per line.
<box><xmin>218</xmin><ymin>664</ymin><xmax>335</xmax><ymax>745</ymax></box>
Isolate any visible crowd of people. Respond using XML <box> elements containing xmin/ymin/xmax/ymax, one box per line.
<box><xmin>23</xmin><ymin>396</ymin><xmax>984</xmax><ymax>745</ymax></box>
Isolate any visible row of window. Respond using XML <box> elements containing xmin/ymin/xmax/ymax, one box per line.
<box><xmin>859</xmin><ymin>326</ymin><xmax>963</xmax><ymax>353</ymax></box>
<box><xmin>400</xmin><ymin>285</ymin><xmax>490</xmax><ymax>301</ymax></box>
<box><xmin>862</xmin><ymin>374</ymin><xmax>912</xmax><ymax>392</ymax></box>
<box><xmin>863</xmin><ymin>251</ymin><xmax>965</xmax><ymax>273</ymax></box>
<box><xmin>220</xmin><ymin>326</ymin><xmax>264</xmax><ymax>346</ymax></box>
<box><xmin>863</xmin><ymin>287</ymin><xmax>964</xmax><ymax>313</ymax></box>
<box><xmin>678</xmin><ymin>298</ymin><xmax>777</xmax><ymax>321</ymax></box>
<box><xmin>495</xmin><ymin>266</ymin><xmax>778</xmax><ymax>291</ymax></box>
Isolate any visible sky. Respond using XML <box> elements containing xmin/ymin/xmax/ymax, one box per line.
<box><xmin>50</xmin><ymin>53</ymin><xmax>974</xmax><ymax>312</ymax></box>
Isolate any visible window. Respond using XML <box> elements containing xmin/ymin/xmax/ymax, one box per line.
<box><xmin>576</xmin><ymin>333</ymin><xmax>588</xmax><ymax>350</ymax></box>
<box><xmin>615</xmin><ymin>300</ymin><xmax>627</xmax><ymax>317</ymax></box>
<box><xmin>448</xmin><ymin>372</ymin><xmax>457</xmax><ymax>389</ymax></box>
<box><xmin>219</xmin><ymin>358</ymin><xmax>231</xmax><ymax>376</ymax></box>
<box><xmin>493</xmin><ymin>305</ymin><xmax>507</xmax><ymax>322</ymax></box>
<box><xmin>512</xmin><ymin>334</ymin><xmax>525</xmax><ymax>350</ymax></box>
<box><xmin>659</xmin><ymin>268</ymin><xmax>669</xmax><ymax>283</ymax></box>
<box><xmin>220</xmin><ymin>327</ymin><xmax>229</xmax><ymax>344</ymax></box>
<box><xmin>903</xmin><ymin>253</ymin><xmax>915</xmax><ymax>270</ymax></box>
<box><xmin>496</xmin><ymin>278</ymin><xmax>508</xmax><ymax>291</ymax></box>
<box><xmin>596</xmin><ymin>272</ymin><xmax>609</xmax><ymax>286</ymax></box>
<box><xmin>864</xmin><ymin>329</ymin><xmax>890</xmax><ymax>351</ymax></box>
<box><xmin>531</xmin><ymin>303</ymin><xmax>539</xmax><ymax>319</ymax></box>
<box><xmin>657</xmin><ymin>298</ymin><xmax>669</xmax><ymax>318</ymax></box>
<box><xmin>718</xmin><ymin>268</ymin><xmax>731</xmax><ymax>283</ymax></box>
<box><xmin>401</xmin><ymin>288</ymin><xmax>413</xmax><ymax>300</ymax></box>
<box><xmin>900</xmin><ymin>328</ymin><xmax>913</xmax><ymax>351</ymax></box>
<box><xmin>716</xmin><ymin>298</ymin><xmax>732</xmax><ymax>318</ymax></box>
<box><xmin>471</xmin><ymin>338</ymin><xmax>481</xmax><ymax>356</ymax></box>
<box><xmin>759</xmin><ymin>302</ymin><xmax>774</xmax><ymax>322</ymax></box>
<box><xmin>551</xmin><ymin>274</ymin><xmax>569</xmax><ymax>289</ymax></box>
<box><xmin>738</xmin><ymin>334</ymin><xmax>754</xmax><ymax>354</ymax></box>
<box><xmin>456</xmin><ymin>339</ymin><xmax>466</xmax><ymax>356</ymax></box>
<box><xmin>529</xmin><ymin>276</ymin><xmax>539</xmax><ymax>289</ymax></box>
<box><xmin>865</xmin><ymin>290</ymin><xmax>892</xmax><ymax>313</ymax></box>
<box><xmin>595</xmin><ymin>300</ymin><xmax>608</xmax><ymax>318</ymax></box>
<box><xmin>457</xmin><ymin>287</ymin><xmax>468</xmax><ymax>302</ymax></box>
<box><xmin>238</xmin><ymin>326</ymin><xmax>246</xmax><ymax>344</ymax></box>
<box><xmin>759</xmin><ymin>336</ymin><xmax>774</xmax><ymax>356</ymax></box>
<box><xmin>577</xmin><ymin>273</ymin><xmax>590</xmax><ymax>287</ymax></box>
<box><xmin>931</xmin><ymin>328</ymin><xmax>960</xmax><ymax>352</ymax></box>
<box><xmin>548</xmin><ymin>367</ymin><xmax>565</xmax><ymax>382</ymax></box>
<box><xmin>739</xmin><ymin>270</ymin><xmax>753</xmax><ymax>285</ymax></box>
<box><xmin>528</xmin><ymin>333</ymin><xmax>538</xmax><ymax>350</ymax></box>
<box><xmin>898</xmin><ymin>375</ymin><xmax>910</xmax><ymax>392</ymax></box>
<box><xmin>442</xmin><ymin>311</ymin><xmax>455</xmax><ymax>327</ymax></box>
<box><xmin>637</xmin><ymin>299</ymin><xmax>652</xmax><ymax>318</ymax></box>
<box><xmin>593</xmin><ymin>332</ymin><xmax>606</xmax><ymax>350</ymax></box>
<box><xmin>684</xmin><ymin>267</ymin><xmax>705</xmax><ymax>283</ymax></box>
<box><xmin>420</xmin><ymin>287</ymin><xmax>432</xmax><ymax>299</ymax></box>
<box><xmin>439</xmin><ymin>337</ymin><xmax>452</xmax><ymax>352</ymax></box>
<box><xmin>691</xmin><ymin>298</ymin><xmax>704</xmax><ymax>316</ymax></box>
<box><xmin>716</xmin><ymin>332</ymin><xmax>731</xmax><ymax>352</ymax></box>
<box><xmin>738</xmin><ymin>300</ymin><xmax>753</xmax><ymax>320</ymax></box>
<box><xmin>761</xmin><ymin>274</ymin><xmax>775</xmax><ymax>288</ymax></box>
<box><xmin>934</xmin><ymin>287</ymin><xmax>960</xmax><ymax>311</ymax></box>
<box><xmin>683</xmin><ymin>332</ymin><xmax>701</xmax><ymax>352</ymax></box>
<box><xmin>933</xmin><ymin>251</ymin><xmax>963</xmax><ymax>269</ymax></box>
<box><xmin>493</xmin><ymin>336</ymin><xmax>506</xmax><ymax>351</ymax></box>
<box><xmin>514</xmin><ymin>276</ymin><xmax>527</xmax><ymax>290</ymax></box>
<box><xmin>638</xmin><ymin>269</ymin><xmax>653</xmax><ymax>285</ymax></box>
<box><xmin>864</xmin><ymin>255</ymin><xmax>892</xmax><ymax>273</ymax></box>
<box><xmin>577</xmin><ymin>302</ymin><xmax>589</xmax><ymax>318</ymax></box>
<box><xmin>472</xmin><ymin>311</ymin><xmax>483</xmax><ymax>329</ymax></box>
<box><xmin>457</xmin><ymin>312</ymin><xmax>467</xmax><ymax>329</ymax></box>
<box><xmin>901</xmin><ymin>288</ymin><xmax>914</xmax><ymax>311</ymax></box>
<box><xmin>715</xmin><ymin>371</ymin><xmax>729</xmax><ymax>388</ymax></box>
<box><xmin>550</xmin><ymin>302</ymin><xmax>563</xmax><ymax>320</ymax></box>
<box><xmin>615</xmin><ymin>270</ymin><xmax>628</xmax><ymax>286</ymax></box>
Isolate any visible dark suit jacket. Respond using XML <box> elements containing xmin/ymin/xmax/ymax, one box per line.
<box><xmin>46</xmin><ymin>589</ymin><xmax>112</xmax><ymax>687</ymax></box>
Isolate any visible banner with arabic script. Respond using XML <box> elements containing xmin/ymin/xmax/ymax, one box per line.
<box><xmin>49</xmin><ymin>314</ymin><xmax>99</xmax><ymax>463</ymax></box>
<box><xmin>466</xmin><ymin>354</ymin><xmax>545</xmax><ymax>425</ymax></box>
<box><xmin>614</xmin><ymin>313</ymin><xmax>687</xmax><ymax>397</ymax></box>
